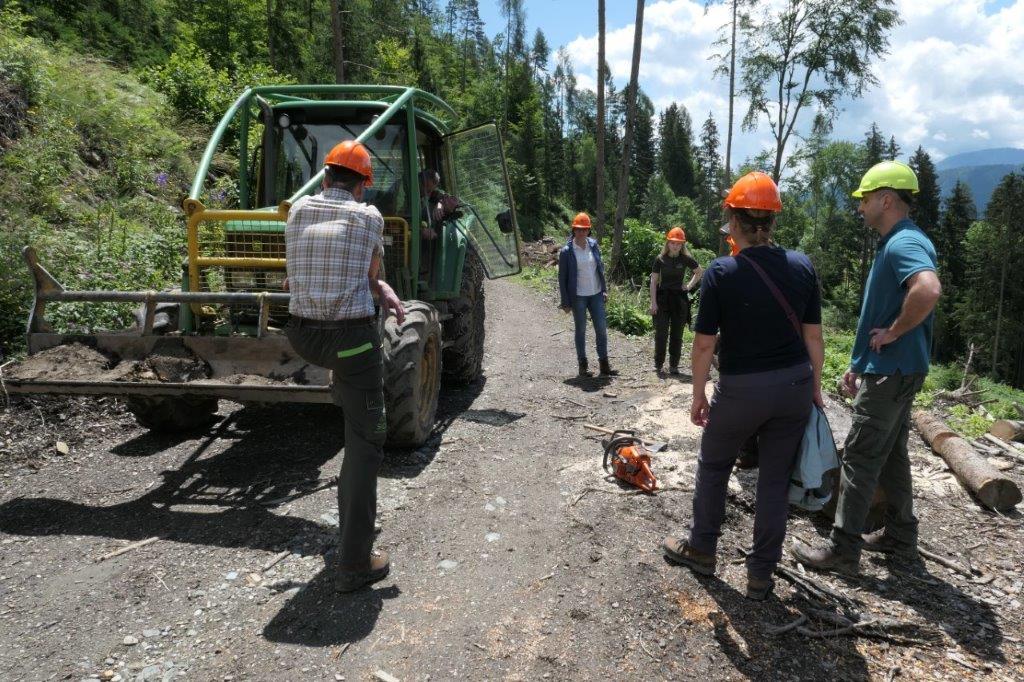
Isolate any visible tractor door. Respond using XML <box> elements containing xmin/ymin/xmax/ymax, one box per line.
<box><xmin>442</xmin><ymin>123</ymin><xmax>522</xmax><ymax>278</ymax></box>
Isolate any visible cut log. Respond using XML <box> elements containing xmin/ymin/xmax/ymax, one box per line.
<box><xmin>913</xmin><ymin>411</ymin><xmax>1022</xmax><ymax>511</ymax></box>
<box><xmin>990</xmin><ymin>419</ymin><xmax>1024</xmax><ymax>443</ymax></box>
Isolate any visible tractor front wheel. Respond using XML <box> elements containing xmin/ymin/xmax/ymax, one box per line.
<box><xmin>442</xmin><ymin>248</ymin><xmax>485</xmax><ymax>385</ymax></box>
<box><xmin>382</xmin><ymin>301</ymin><xmax>442</xmax><ymax>447</ymax></box>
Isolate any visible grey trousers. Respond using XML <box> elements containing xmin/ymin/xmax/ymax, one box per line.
<box><xmin>286</xmin><ymin>319</ymin><xmax>387</xmax><ymax>567</ymax></box>
<box><xmin>689</xmin><ymin>363</ymin><xmax>813</xmax><ymax>580</ymax></box>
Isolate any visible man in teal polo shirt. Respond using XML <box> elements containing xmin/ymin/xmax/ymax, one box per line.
<box><xmin>794</xmin><ymin>161</ymin><xmax>942</xmax><ymax>573</ymax></box>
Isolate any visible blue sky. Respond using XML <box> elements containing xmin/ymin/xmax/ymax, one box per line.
<box><xmin>477</xmin><ymin>0</ymin><xmax>1024</xmax><ymax>169</ymax></box>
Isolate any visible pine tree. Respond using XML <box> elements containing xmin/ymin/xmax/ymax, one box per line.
<box><xmin>629</xmin><ymin>92</ymin><xmax>656</xmax><ymax>217</ymax></box>
<box><xmin>862</xmin><ymin>122</ymin><xmax>885</xmax><ymax>170</ymax></box>
<box><xmin>982</xmin><ymin>173</ymin><xmax>1024</xmax><ymax>382</ymax></box>
<box><xmin>909</xmin><ymin>146</ymin><xmax>940</xmax><ymax>235</ymax></box>
<box><xmin>886</xmin><ymin>135</ymin><xmax>900</xmax><ymax>160</ymax></box>
<box><xmin>658</xmin><ymin>103</ymin><xmax>696</xmax><ymax>198</ymax></box>
<box><xmin>695</xmin><ymin>113</ymin><xmax>723</xmax><ymax>246</ymax></box>
<box><xmin>932</xmin><ymin>180</ymin><xmax>976</xmax><ymax>361</ymax></box>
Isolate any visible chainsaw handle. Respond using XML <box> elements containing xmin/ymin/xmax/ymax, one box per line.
<box><xmin>602</xmin><ymin>434</ymin><xmax>640</xmax><ymax>473</ymax></box>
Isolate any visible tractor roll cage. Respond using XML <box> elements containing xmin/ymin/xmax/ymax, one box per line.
<box><xmin>187</xmin><ymin>85</ymin><xmax>457</xmax><ymax>209</ymax></box>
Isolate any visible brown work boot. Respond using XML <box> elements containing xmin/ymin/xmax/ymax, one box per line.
<box><xmin>578</xmin><ymin>360</ymin><xmax>592</xmax><ymax>377</ymax></box>
<box><xmin>598</xmin><ymin>358</ymin><xmax>618</xmax><ymax>377</ymax></box>
<box><xmin>335</xmin><ymin>550</ymin><xmax>390</xmax><ymax>593</ymax></box>
<box><xmin>791</xmin><ymin>541</ymin><xmax>859</xmax><ymax>575</ymax></box>
<box><xmin>862</xmin><ymin>529</ymin><xmax>918</xmax><ymax>560</ymax></box>
<box><xmin>661</xmin><ymin>536</ymin><xmax>716</xmax><ymax>576</ymax></box>
<box><xmin>746</xmin><ymin>573</ymin><xmax>774</xmax><ymax>601</ymax></box>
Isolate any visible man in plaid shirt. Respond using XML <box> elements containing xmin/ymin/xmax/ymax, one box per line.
<box><xmin>285</xmin><ymin>140</ymin><xmax>404</xmax><ymax>593</ymax></box>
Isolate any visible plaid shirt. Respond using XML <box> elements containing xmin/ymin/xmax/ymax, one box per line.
<box><xmin>285</xmin><ymin>187</ymin><xmax>384</xmax><ymax>320</ymax></box>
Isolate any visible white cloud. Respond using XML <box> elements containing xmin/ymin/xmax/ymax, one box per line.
<box><xmin>563</xmin><ymin>0</ymin><xmax>1024</xmax><ymax>171</ymax></box>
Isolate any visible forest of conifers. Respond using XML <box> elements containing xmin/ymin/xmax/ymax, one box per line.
<box><xmin>1</xmin><ymin>0</ymin><xmax>1023</xmax><ymax>388</ymax></box>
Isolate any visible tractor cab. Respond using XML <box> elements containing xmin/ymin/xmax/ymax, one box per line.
<box><xmin>236</xmin><ymin>92</ymin><xmax>521</xmax><ymax>304</ymax></box>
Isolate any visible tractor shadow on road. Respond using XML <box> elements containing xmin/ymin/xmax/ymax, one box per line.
<box><xmin>0</xmin><ymin>380</ymin><xmax>489</xmax><ymax>647</ymax></box>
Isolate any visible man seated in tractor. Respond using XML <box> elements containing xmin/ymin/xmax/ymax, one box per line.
<box><xmin>418</xmin><ymin>169</ymin><xmax>461</xmax><ymax>240</ymax></box>
<box><xmin>284</xmin><ymin>140</ymin><xmax>405</xmax><ymax>593</ymax></box>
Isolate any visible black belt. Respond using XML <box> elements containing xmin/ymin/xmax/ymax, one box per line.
<box><xmin>290</xmin><ymin>315</ymin><xmax>375</xmax><ymax>329</ymax></box>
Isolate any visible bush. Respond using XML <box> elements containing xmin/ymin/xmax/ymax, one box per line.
<box><xmin>947</xmin><ymin>404</ymin><xmax>992</xmax><ymax>439</ymax></box>
<box><xmin>605</xmin><ymin>285</ymin><xmax>652</xmax><ymax>336</ymax></box>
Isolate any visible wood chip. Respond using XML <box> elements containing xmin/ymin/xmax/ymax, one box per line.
<box><xmin>373</xmin><ymin>671</ymin><xmax>400</xmax><ymax>682</ymax></box>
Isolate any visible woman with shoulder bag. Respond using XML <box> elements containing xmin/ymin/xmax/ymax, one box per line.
<box><xmin>660</xmin><ymin>172</ymin><xmax>825</xmax><ymax>601</ymax></box>
<box><xmin>649</xmin><ymin>226</ymin><xmax>703</xmax><ymax>375</ymax></box>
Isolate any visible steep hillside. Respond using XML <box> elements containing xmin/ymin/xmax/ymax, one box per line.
<box><xmin>0</xmin><ymin>6</ymin><xmax>203</xmax><ymax>355</ymax></box>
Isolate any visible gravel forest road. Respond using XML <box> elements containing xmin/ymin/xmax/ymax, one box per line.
<box><xmin>0</xmin><ymin>277</ymin><xmax>1021</xmax><ymax>681</ymax></box>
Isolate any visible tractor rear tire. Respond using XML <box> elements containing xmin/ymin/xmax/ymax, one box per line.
<box><xmin>125</xmin><ymin>395</ymin><xmax>219</xmax><ymax>433</ymax></box>
<box><xmin>383</xmin><ymin>301</ymin><xmax>442</xmax><ymax>447</ymax></box>
<box><xmin>442</xmin><ymin>248</ymin><xmax>485</xmax><ymax>386</ymax></box>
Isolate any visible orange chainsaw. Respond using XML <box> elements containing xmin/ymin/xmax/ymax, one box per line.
<box><xmin>602</xmin><ymin>430</ymin><xmax>658</xmax><ymax>493</ymax></box>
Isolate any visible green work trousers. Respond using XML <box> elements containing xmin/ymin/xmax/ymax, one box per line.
<box><xmin>286</xmin><ymin>318</ymin><xmax>387</xmax><ymax>567</ymax></box>
<box><xmin>831</xmin><ymin>371</ymin><xmax>926</xmax><ymax>555</ymax></box>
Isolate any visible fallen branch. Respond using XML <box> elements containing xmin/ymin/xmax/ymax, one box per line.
<box><xmin>766</xmin><ymin>613</ymin><xmax>807</xmax><ymax>635</ymax></box>
<box><xmin>260</xmin><ymin>549</ymin><xmax>291</xmax><ymax>573</ymax></box>
<box><xmin>96</xmin><ymin>536</ymin><xmax>160</xmax><ymax>562</ymax></box>
<box><xmin>637</xmin><ymin>632</ymin><xmax>660</xmax><ymax>660</ymax></box>
<box><xmin>981</xmin><ymin>434</ymin><xmax>1024</xmax><ymax>464</ymax></box>
<box><xmin>918</xmin><ymin>545</ymin><xmax>975</xmax><ymax>577</ymax></box>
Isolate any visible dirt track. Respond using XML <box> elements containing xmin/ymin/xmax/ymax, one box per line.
<box><xmin>0</xmin><ymin>277</ymin><xmax>1022</xmax><ymax>681</ymax></box>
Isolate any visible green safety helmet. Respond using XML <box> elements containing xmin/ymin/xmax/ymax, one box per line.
<box><xmin>852</xmin><ymin>160</ymin><xmax>919</xmax><ymax>198</ymax></box>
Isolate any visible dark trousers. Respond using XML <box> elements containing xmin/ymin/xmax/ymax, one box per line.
<box><xmin>286</xmin><ymin>319</ymin><xmax>387</xmax><ymax>567</ymax></box>
<box><xmin>689</xmin><ymin>363</ymin><xmax>813</xmax><ymax>579</ymax></box>
<box><xmin>653</xmin><ymin>290</ymin><xmax>689</xmax><ymax>369</ymax></box>
<box><xmin>831</xmin><ymin>372</ymin><xmax>925</xmax><ymax>555</ymax></box>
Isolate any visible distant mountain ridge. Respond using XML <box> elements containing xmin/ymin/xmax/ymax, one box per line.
<box><xmin>936</xmin><ymin>148</ymin><xmax>1024</xmax><ymax>171</ymax></box>
<box><xmin>934</xmin><ymin>148</ymin><xmax>1024</xmax><ymax>213</ymax></box>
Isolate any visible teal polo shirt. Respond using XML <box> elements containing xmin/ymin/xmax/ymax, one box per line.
<box><xmin>850</xmin><ymin>218</ymin><xmax>938</xmax><ymax>376</ymax></box>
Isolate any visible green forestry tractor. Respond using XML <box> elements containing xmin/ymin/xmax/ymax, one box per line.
<box><xmin>9</xmin><ymin>85</ymin><xmax>522</xmax><ymax>447</ymax></box>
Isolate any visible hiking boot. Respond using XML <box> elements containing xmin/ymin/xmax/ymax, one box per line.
<box><xmin>578</xmin><ymin>360</ymin><xmax>592</xmax><ymax>377</ymax></box>
<box><xmin>655</xmin><ymin>364</ymin><xmax>664</xmax><ymax>374</ymax></box>
<box><xmin>598</xmin><ymin>358</ymin><xmax>618</xmax><ymax>377</ymax></box>
<box><xmin>791</xmin><ymin>541</ymin><xmax>859</xmax><ymax>575</ymax></box>
<box><xmin>661</xmin><ymin>536</ymin><xmax>716</xmax><ymax>576</ymax></box>
<box><xmin>668</xmin><ymin>366</ymin><xmax>680</xmax><ymax>375</ymax></box>
<box><xmin>746</xmin><ymin>574</ymin><xmax>774</xmax><ymax>601</ymax></box>
<box><xmin>862</xmin><ymin>529</ymin><xmax>918</xmax><ymax>560</ymax></box>
<box><xmin>335</xmin><ymin>550</ymin><xmax>390</xmax><ymax>593</ymax></box>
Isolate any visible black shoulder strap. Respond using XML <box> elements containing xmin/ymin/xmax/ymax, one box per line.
<box><xmin>735</xmin><ymin>253</ymin><xmax>802</xmax><ymax>340</ymax></box>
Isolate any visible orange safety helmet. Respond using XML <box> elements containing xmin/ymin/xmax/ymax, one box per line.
<box><xmin>723</xmin><ymin>171</ymin><xmax>782</xmax><ymax>213</ymax></box>
<box><xmin>571</xmin><ymin>212</ymin><xmax>592</xmax><ymax>229</ymax></box>
<box><xmin>666</xmin><ymin>226</ymin><xmax>686</xmax><ymax>243</ymax></box>
<box><xmin>324</xmin><ymin>140</ymin><xmax>374</xmax><ymax>187</ymax></box>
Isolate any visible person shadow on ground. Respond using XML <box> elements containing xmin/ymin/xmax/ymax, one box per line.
<box><xmin>694</xmin><ymin>573</ymin><xmax>871</xmax><ymax>681</ymax></box>
<box><xmin>263</xmin><ymin>575</ymin><xmax>400</xmax><ymax>646</ymax></box>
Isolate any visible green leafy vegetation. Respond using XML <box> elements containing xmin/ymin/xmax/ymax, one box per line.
<box><xmin>0</xmin><ymin>5</ymin><xmax>199</xmax><ymax>352</ymax></box>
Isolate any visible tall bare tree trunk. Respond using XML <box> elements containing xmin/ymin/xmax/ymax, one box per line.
<box><xmin>993</xmin><ymin>223</ymin><xmax>1010</xmax><ymax>378</ymax></box>
<box><xmin>724</xmin><ymin>0</ymin><xmax>737</xmax><ymax>184</ymax></box>
<box><xmin>609</xmin><ymin>0</ymin><xmax>645</xmax><ymax>276</ymax></box>
<box><xmin>595</xmin><ymin>0</ymin><xmax>606</xmax><ymax>239</ymax></box>
<box><xmin>267</xmin><ymin>0</ymin><xmax>276</xmax><ymax>69</ymax></box>
<box><xmin>330</xmin><ymin>0</ymin><xmax>345</xmax><ymax>84</ymax></box>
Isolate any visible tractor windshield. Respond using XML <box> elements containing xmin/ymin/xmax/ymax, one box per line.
<box><xmin>272</xmin><ymin>120</ymin><xmax>409</xmax><ymax>214</ymax></box>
